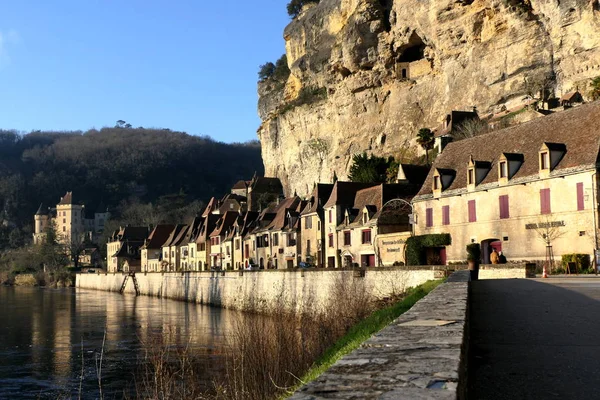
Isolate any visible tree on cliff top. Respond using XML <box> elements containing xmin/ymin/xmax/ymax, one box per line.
<box><xmin>287</xmin><ymin>0</ymin><xmax>320</xmax><ymax>18</ymax></box>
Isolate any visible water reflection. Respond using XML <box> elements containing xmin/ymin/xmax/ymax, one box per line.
<box><xmin>0</xmin><ymin>287</ymin><xmax>237</xmax><ymax>399</ymax></box>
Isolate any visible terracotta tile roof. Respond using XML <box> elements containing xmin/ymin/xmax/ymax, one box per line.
<box><xmin>323</xmin><ymin>182</ymin><xmax>379</xmax><ymax>209</ymax></box>
<box><xmin>142</xmin><ymin>224</ymin><xmax>176</xmax><ymax>249</ymax></box>
<box><xmin>301</xmin><ymin>183</ymin><xmax>334</xmax><ymax>216</ymax></box>
<box><xmin>349</xmin><ymin>184</ymin><xmax>422</xmax><ymax>224</ymax></box>
<box><xmin>416</xmin><ymin>101</ymin><xmax>600</xmax><ymax>198</ymax></box>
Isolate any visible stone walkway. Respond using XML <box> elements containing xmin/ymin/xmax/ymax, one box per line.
<box><xmin>469</xmin><ymin>278</ymin><xmax>600</xmax><ymax>400</ymax></box>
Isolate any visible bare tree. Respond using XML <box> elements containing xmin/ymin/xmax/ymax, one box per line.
<box><xmin>531</xmin><ymin>215</ymin><xmax>566</xmax><ymax>272</ymax></box>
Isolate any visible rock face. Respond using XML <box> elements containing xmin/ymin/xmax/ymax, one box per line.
<box><xmin>258</xmin><ymin>0</ymin><xmax>600</xmax><ymax>196</ymax></box>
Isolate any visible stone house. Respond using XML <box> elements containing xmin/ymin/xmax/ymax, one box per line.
<box><xmin>106</xmin><ymin>226</ymin><xmax>148</xmax><ymax>273</ymax></box>
<box><xmin>261</xmin><ymin>197</ymin><xmax>306</xmax><ymax>269</ymax></box>
<box><xmin>299</xmin><ymin>183</ymin><xmax>334</xmax><ymax>267</ymax></box>
<box><xmin>141</xmin><ymin>224</ymin><xmax>175</xmax><ymax>272</ymax></box>
<box><xmin>559</xmin><ymin>91</ymin><xmax>584</xmax><ymax>108</ymax></box>
<box><xmin>413</xmin><ymin>102</ymin><xmax>600</xmax><ymax>264</ymax></box>
<box><xmin>190</xmin><ymin>214</ymin><xmax>220</xmax><ymax>271</ymax></box>
<box><xmin>179</xmin><ymin>217</ymin><xmax>203</xmax><ymax>271</ymax></box>
<box><xmin>160</xmin><ymin>224</ymin><xmax>188</xmax><ymax>272</ymax></box>
<box><xmin>208</xmin><ymin>211</ymin><xmax>239</xmax><ymax>269</ymax></box>
<box><xmin>323</xmin><ymin>182</ymin><xmax>380</xmax><ymax>268</ymax></box>
<box><xmin>232</xmin><ymin>211</ymin><xmax>259</xmax><ymax>269</ymax></box>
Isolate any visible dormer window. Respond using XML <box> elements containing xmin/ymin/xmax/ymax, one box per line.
<box><xmin>363</xmin><ymin>212</ymin><xmax>368</xmax><ymax>224</ymax></box>
<box><xmin>499</xmin><ymin>161</ymin><xmax>508</xmax><ymax>178</ymax></box>
<box><xmin>432</xmin><ymin>168</ymin><xmax>456</xmax><ymax>197</ymax></box>
<box><xmin>467</xmin><ymin>157</ymin><xmax>491</xmax><ymax>190</ymax></box>
<box><xmin>498</xmin><ymin>153</ymin><xmax>523</xmax><ymax>183</ymax></box>
<box><xmin>539</xmin><ymin>143</ymin><xmax>566</xmax><ymax>174</ymax></box>
<box><xmin>540</xmin><ymin>152</ymin><xmax>549</xmax><ymax>170</ymax></box>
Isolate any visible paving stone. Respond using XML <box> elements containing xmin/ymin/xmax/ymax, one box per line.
<box><xmin>290</xmin><ymin>272</ymin><xmax>470</xmax><ymax>399</ymax></box>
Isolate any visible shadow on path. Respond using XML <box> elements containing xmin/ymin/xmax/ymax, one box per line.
<box><xmin>469</xmin><ymin>279</ymin><xmax>600</xmax><ymax>400</ymax></box>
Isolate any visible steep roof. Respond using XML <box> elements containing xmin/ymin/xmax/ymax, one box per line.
<box><xmin>163</xmin><ymin>224</ymin><xmax>188</xmax><ymax>247</ymax></box>
<box><xmin>560</xmin><ymin>91</ymin><xmax>582</xmax><ymax>102</ymax></box>
<box><xmin>210</xmin><ymin>211</ymin><xmax>240</xmax><ymax>237</ymax></box>
<box><xmin>35</xmin><ymin>203</ymin><xmax>48</xmax><ymax>216</ymax></box>
<box><xmin>112</xmin><ymin>226</ymin><xmax>149</xmax><ymax>242</ymax></box>
<box><xmin>202</xmin><ymin>197</ymin><xmax>218</xmax><ymax>217</ymax></box>
<box><xmin>196</xmin><ymin>214</ymin><xmax>220</xmax><ymax>243</ymax></box>
<box><xmin>301</xmin><ymin>183</ymin><xmax>334</xmax><ymax>216</ymax></box>
<box><xmin>232</xmin><ymin>180</ymin><xmax>250</xmax><ymax>190</ymax></box>
<box><xmin>143</xmin><ymin>224</ymin><xmax>176</xmax><ymax>249</ymax></box>
<box><xmin>57</xmin><ymin>192</ymin><xmax>74</xmax><ymax>205</ymax></box>
<box><xmin>397</xmin><ymin>164</ymin><xmax>430</xmax><ymax>185</ymax></box>
<box><xmin>416</xmin><ymin>101</ymin><xmax>600</xmax><ymax>198</ymax></box>
<box><xmin>265</xmin><ymin>197</ymin><xmax>303</xmax><ymax>231</ymax></box>
<box><xmin>250</xmin><ymin>176</ymin><xmax>283</xmax><ymax>194</ymax></box>
<box><xmin>323</xmin><ymin>182</ymin><xmax>379</xmax><ymax>209</ymax></box>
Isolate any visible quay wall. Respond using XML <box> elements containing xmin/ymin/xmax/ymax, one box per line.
<box><xmin>76</xmin><ymin>264</ymin><xmax>527</xmax><ymax>312</ymax></box>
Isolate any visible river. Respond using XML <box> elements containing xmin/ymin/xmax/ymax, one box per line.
<box><xmin>0</xmin><ymin>286</ymin><xmax>239</xmax><ymax>399</ymax></box>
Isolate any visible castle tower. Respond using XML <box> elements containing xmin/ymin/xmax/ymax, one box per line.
<box><xmin>55</xmin><ymin>192</ymin><xmax>85</xmax><ymax>245</ymax></box>
<box><xmin>94</xmin><ymin>201</ymin><xmax>109</xmax><ymax>236</ymax></box>
<box><xmin>33</xmin><ymin>203</ymin><xmax>49</xmax><ymax>245</ymax></box>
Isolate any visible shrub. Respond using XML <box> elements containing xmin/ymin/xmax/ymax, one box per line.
<box><xmin>348</xmin><ymin>153</ymin><xmax>391</xmax><ymax>183</ymax></box>
<box><xmin>405</xmin><ymin>234</ymin><xmax>452</xmax><ymax>266</ymax></box>
<box><xmin>561</xmin><ymin>254</ymin><xmax>591</xmax><ymax>273</ymax></box>
<box><xmin>287</xmin><ymin>0</ymin><xmax>320</xmax><ymax>18</ymax></box>
<box><xmin>466</xmin><ymin>243</ymin><xmax>481</xmax><ymax>262</ymax></box>
<box><xmin>258</xmin><ymin>62</ymin><xmax>275</xmax><ymax>81</ymax></box>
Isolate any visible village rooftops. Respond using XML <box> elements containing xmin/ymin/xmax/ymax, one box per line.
<box><xmin>110</xmin><ymin>226</ymin><xmax>149</xmax><ymax>242</ymax></box>
<box><xmin>301</xmin><ymin>183</ymin><xmax>334</xmax><ymax>216</ymax></box>
<box><xmin>209</xmin><ymin>211</ymin><xmax>239</xmax><ymax>238</ymax></box>
<box><xmin>323</xmin><ymin>182</ymin><xmax>380</xmax><ymax>209</ymax></box>
<box><xmin>142</xmin><ymin>224</ymin><xmax>176</xmax><ymax>250</ymax></box>
<box><xmin>415</xmin><ymin>101</ymin><xmax>600</xmax><ymax>199</ymax></box>
<box><xmin>232</xmin><ymin>180</ymin><xmax>250</xmax><ymax>190</ymax></box>
<box><xmin>162</xmin><ymin>224</ymin><xmax>188</xmax><ymax>247</ymax></box>
<box><xmin>195</xmin><ymin>214</ymin><xmax>220</xmax><ymax>244</ymax></box>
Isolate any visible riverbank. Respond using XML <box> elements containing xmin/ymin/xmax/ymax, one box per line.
<box><xmin>1</xmin><ymin>272</ymin><xmax>74</xmax><ymax>287</ymax></box>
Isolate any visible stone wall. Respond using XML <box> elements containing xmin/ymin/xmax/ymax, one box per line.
<box><xmin>291</xmin><ymin>270</ymin><xmax>471</xmax><ymax>399</ymax></box>
<box><xmin>77</xmin><ymin>268</ymin><xmax>436</xmax><ymax>313</ymax></box>
<box><xmin>76</xmin><ymin>265</ymin><xmax>527</xmax><ymax>313</ymax></box>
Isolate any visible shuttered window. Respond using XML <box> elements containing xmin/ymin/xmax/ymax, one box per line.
<box><xmin>468</xmin><ymin>200</ymin><xmax>477</xmax><ymax>223</ymax></box>
<box><xmin>442</xmin><ymin>205</ymin><xmax>450</xmax><ymax>225</ymax></box>
<box><xmin>499</xmin><ymin>195</ymin><xmax>510</xmax><ymax>219</ymax></box>
<box><xmin>577</xmin><ymin>182</ymin><xmax>585</xmax><ymax>211</ymax></box>
<box><xmin>328</xmin><ymin>234</ymin><xmax>334</xmax><ymax>248</ymax></box>
<box><xmin>540</xmin><ymin>188</ymin><xmax>551</xmax><ymax>214</ymax></box>
<box><xmin>426</xmin><ymin>208</ymin><xmax>433</xmax><ymax>227</ymax></box>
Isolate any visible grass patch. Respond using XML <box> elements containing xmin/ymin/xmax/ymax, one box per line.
<box><xmin>283</xmin><ymin>279</ymin><xmax>444</xmax><ymax>398</ymax></box>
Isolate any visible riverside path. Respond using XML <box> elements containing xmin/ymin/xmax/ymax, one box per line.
<box><xmin>469</xmin><ymin>277</ymin><xmax>600</xmax><ymax>400</ymax></box>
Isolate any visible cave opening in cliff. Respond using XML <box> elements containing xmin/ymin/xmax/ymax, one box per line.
<box><xmin>377</xmin><ymin>0</ymin><xmax>392</xmax><ymax>32</ymax></box>
<box><xmin>398</xmin><ymin>32</ymin><xmax>426</xmax><ymax>63</ymax></box>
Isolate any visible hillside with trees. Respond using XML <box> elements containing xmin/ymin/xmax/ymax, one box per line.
<box><xmin>0</xmin><ymin>126</ymin><xmax>264</xmax><ymax>253</ymax></box>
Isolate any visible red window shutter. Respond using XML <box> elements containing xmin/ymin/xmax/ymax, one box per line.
<box><xmin>499</xmin><ymin>195</ymin><xmax>510</xmax><ymax>219</ymax></box>
<box><xmin>328</xmin><ymin>234</ymin><xmax>333</xmax><ymax>248</ymax></box>
<box><xmin>426</xmin><ymin>208</ymin><xmax>433</xmax><ymax>227</ymax></box>
<box><xmin>442</xmin><ymin>205</ymin><xmax>450</xmax><ymax>225</ymax></box>
<box><xmin>468</xmin><ymin>200</ymin><xmax>476</xmax><ymax>223</ymax></box>
<box><xmin>540</xmin><ymin>189</ymin><xmax>551</xmax><ymax>214</ymax></box>
<box><xmin>577</xmin><ymin>183</ymin><xmax>584</xmax><ymax>211</ymax></box>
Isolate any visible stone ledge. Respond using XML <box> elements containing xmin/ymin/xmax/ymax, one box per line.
<box><xmin>290</xmin><ymin>271</ymin><xmax>470</xmax><ymax>400</ymax></box>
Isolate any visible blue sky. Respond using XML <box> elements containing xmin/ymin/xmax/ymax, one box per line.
<box><xmin>0</xmin><ymin>1</ymin><xmax>290</xmax><ymax>143</ymax></box>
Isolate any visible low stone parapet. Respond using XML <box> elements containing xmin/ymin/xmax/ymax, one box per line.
<box><xmin>290</xmin><ymin>270</ymin><xmax>471</xmax><ymax>399</ymax></box>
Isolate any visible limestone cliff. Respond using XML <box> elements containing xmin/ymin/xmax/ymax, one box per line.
<box><xmin>257</xmin><ymin>0</ymin><xmax>600</xmax><ymax>196</ymax></box>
